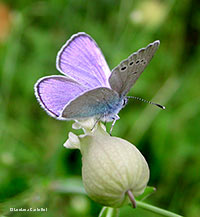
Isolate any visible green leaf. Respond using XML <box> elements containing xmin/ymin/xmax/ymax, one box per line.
<box><xmin>98</xmin><ymin>207</ymin><xmax>119</xmax><ymax>217</ymax></box>
<box><xmin>50</xmin><ymin>177</ymin><xmax>86</xmax><ymax>195</ymax></box>
<box><xmin>135</xmin><ymin>186</ymin><xmax>156</xmax><ymax>201</ymax></box>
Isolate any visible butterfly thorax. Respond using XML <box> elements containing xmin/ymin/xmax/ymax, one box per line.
<box><xmin>100</xmin><ymin>96</ymin><xmax>127</xmax><ymax>122</ymax></box>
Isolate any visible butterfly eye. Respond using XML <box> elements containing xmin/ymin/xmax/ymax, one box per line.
<box><xmin>122</xmin><ymin>98</ymin><xmax>127</xmax><ymax>106</ymax></box>
<box><xmin>121</xmin><ymin>66</ymin><xmax>127</xmax><ymax>71</ymax></box>
<box><xmin>129</xmin><ymin>61</ymin><xmax>134</xmax><ymax>66</ymax></box>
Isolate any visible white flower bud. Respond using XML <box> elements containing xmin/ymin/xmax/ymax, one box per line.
<box><xmin>79</xmin><ymin>123</ymin><xmax>150</xmax><ymax>208</ymax></box>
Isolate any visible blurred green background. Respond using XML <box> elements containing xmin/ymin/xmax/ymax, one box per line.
<box><xmin>0</xmin><ymin>0</ymin><xmax>199</xmax><ymax>216</ymax></box>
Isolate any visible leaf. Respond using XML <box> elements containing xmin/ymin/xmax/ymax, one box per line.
<box><xmin>50</xmin><ymin>177</ymin><xmax>86</xmax><ymax>195</ymax></box>
<box><xmin>136</xmin><ymin>186</ymin><xmax>156</xmax><ymax>201</ymax></box>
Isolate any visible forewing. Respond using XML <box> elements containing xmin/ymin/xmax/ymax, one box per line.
<box><xmin>56</xmin><ymin>32</ymin><xmax>111</xmax><ymax>89</ymax></box>
<box><xmin>35</xmin><ymin>75</ymin><xmax>87</xmax><ymax>118</ymax></box>
<box><xmin>109</xmin><ymin>40</ymin><xmax>160</xmax><ymax>96</ymax></box>
<box><xmin>61</xmin><ymin>87</ymin><xmax>119</xmax><ymax>120</ymax></box>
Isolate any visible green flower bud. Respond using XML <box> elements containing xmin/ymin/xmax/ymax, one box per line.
<box><xmin>64</xmin><ymin>119</ymin><xmax>149</xmax><ymax>208</ymax></box>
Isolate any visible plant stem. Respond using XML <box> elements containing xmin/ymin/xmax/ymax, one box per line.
<box><xmin>98</xmin><ymin>207</ymin><xmax>119</xmax><ymax>217</ymax></box>
<box><xmin>136</xmin><ymin>200</ymin><xmax>183</xmax><ymax>217</ymax></box>
<box><xmin>107</xmin><ymin>208</ymin><xmax>119</xmax><ymax>217</ymax></box>
<box><xmin>127</xmin><ymin>190</ymin><xmax>137</xmax><ymax>208</ymax></box>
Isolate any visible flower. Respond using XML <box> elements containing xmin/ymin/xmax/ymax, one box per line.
<box><xmin>64</xmin><ymin>119</ymin><xmax>149</xmax><ymax>208</ymax></box>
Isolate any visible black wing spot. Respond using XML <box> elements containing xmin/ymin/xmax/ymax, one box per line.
<box><xmin>136</xmin><ymin>59</ymin><xmax>140</xmax><ymax>64</ymax></box>
<box><xmin>129</xmin><ymin>61</ymin><xmax>134</xmax><ymax>66</ymax></box>
<box><xmin>133</xmin><ymin>71</ymin><xmax>137</xmax><ymax>74</ymax></box>
<box><xmin>121</xmin><ymin>66</ymin><xmax>127</xmax><ymax>71</ymax></box>
<box><xmin>141</xmin><ymin>59</ymin><xmax>146</xmax><ymax>65</ymax></box>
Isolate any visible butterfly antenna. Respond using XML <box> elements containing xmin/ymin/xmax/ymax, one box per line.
<box><xmin>127</xmin><ymin>96</ymin><xmax>165</xmax><ymax>110</ymax></box>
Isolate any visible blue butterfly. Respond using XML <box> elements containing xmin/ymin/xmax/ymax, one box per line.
<box><xmin>35</xmin><ymin>32</ymin><xmax>164</xmax><ymax>132</ymax></box>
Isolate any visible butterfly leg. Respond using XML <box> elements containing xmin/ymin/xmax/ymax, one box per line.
<box><xmin>91</xmin><ymin>115</ymin><xmax>103</xmax><ymax>131</ymax></box>
<box><xmin>103</xmin><ymin>113</ymin><xmax>107</xmax><ymax>129</ymax></box>
<box><xmin>109</xmin><ymin>115</ymin><xmax>120</xmax><ymax>135</ymax></box>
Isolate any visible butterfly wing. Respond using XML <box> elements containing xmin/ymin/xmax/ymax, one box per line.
<box><xmin>56</xmin><ymin>32</ymin><xmax>111</xmax><ymax>89</ymax></box>
<box><xmin>109</xmin><ymin>40</ymin><xmax>160</xmax><ymax>97</ymax></box>
<box><xmin>61</xmin><ymin>87</ymin><xmax>120</xmax><ymax>120</ymax></box>
<box><xmin>34</xmin><ymin>75</ymin><xmax>88</xmax><ymax>118</ymax></box>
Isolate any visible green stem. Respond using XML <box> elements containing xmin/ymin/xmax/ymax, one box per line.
<box><xmin>136</xmin><ymin>200</ymin><xmax>183</xmax><ymax>217</ymax></box>
<box><xmin>107</xmin><ymin>208</ymin><xmax>119</xmax><ymax>217</ymax></box>
<box><xmin>98</xmin><ymin>207</ymin><xmax>119</xmax><ymax>217</ymax></box>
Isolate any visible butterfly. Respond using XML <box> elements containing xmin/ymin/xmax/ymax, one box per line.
<box><xmin>34</xmin><ymin>32</ymin><xmax>162</xmax><ymax>132</ymax></box>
